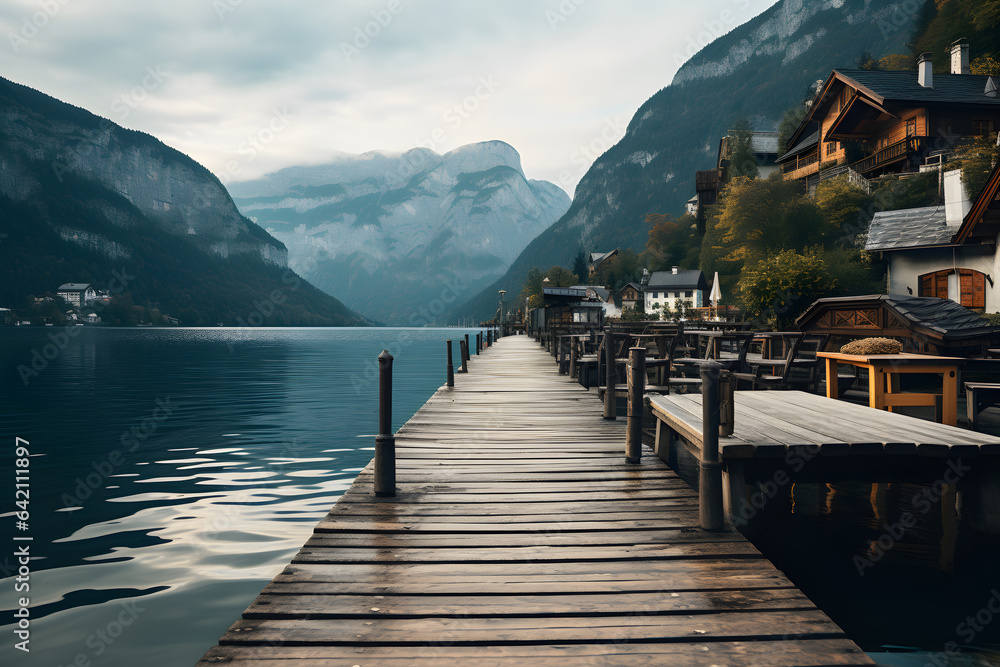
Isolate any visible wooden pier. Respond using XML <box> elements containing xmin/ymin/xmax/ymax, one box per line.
<box><xmin>198</xmin><ymin>335</ymin><xmax>873</xmax><ymax>666</ymax></box>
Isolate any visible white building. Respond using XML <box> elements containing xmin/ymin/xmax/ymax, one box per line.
<box><xmin>643</xmin><ymin>267</ymin><xmax>709</xmax><ymax>318</ymax></box>
<box><xmin>866</xmin><ymin>166</ymin><xmax>999</xmax><ymax>311</ymax></box>
<box><xmin>56</xmin><ymin>283</ymin><xmax>97</xmax><ymax>308</ymax></box>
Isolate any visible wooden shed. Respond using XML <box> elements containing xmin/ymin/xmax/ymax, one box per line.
<box><xmin>796</xmin><ymin>294</ymin><xmax>1000</xmax><ymax>356</ymax></box>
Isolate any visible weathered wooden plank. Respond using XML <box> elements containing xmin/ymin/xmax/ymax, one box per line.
<box><xmin>197</xmin><ymin>640</ymin><xmax>874</xmax><ymax>666</ymax></box>
<box><xmin>200</xmin><ymin>336</ymin><xmax>872</xmax><ymax>666</ymax></box>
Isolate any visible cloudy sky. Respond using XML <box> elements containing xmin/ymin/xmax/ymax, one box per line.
<box><xmin>3</xmin><ymin>0</ymin><xmax>779</xmax><ymax>195</ymax></box>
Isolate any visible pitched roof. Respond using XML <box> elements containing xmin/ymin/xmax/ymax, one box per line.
<box><xmin>954</xmin><ymin>158</ymin><xmax>1000</xmax><ymax>245</ymax></box>
<box><xmin>777</xmin><ymin>130</ymin><xmax>819</xmax><ymax>163</ymax></box>
<box><xmin>796</xmin><ymin>294</ymin><xmax>997</xmax><ymax>341</ymax></box>
<box><xmin>646</xmin><ymin>270</ymin><xmax>708</xmax><ymax>290</ymax></box>
<box><xmin>589</xmin><ymin>249</ymin><xmax>619</xmax><ymax>268</ymax></box>
<box><xmin>570</xmin><ymin>285</ymin><xmax>612</xmax><ymax>302</ymax></box>
<box><xmin>865</xmin><ymin>206</ymin><xmax>956</xmax><ymax>251</ymax></box>
<box><xmin>57</xmin><ymin>283</ymin><xmax>92</xmax><ymax>291</ymax></box>
<box><xmin>833</xmin><ymin>68</ymin><xmax>1000</xmax><ymax>107</ymax></box>
<box><xmin>885</xmin><ymin>294</ymin><xmax>995</xmax><ymax>338</ymax></box>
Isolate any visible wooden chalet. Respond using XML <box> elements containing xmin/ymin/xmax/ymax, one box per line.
<box><xmin>778</xmin><ymin>40</ymin><xmax>1000</xmax><ymax>187</ymax></box>
<box><xmin>620</xmin><ymin>282</ymin><xmax>644</xmax><ymax>310</ymax></box>
<box><xmin>796</xmin><ymin>294</ymin><xmax>1000</xmax><ymax>356</ymax></box>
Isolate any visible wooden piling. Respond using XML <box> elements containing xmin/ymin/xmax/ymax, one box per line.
<box><xmin>460</xmin><ymin>340</ymin><xmax>469</xmax><ymax>373</ymax></box>
<box><xmin>569</xmin><ymin>339</ymin><xmax>578</xmax><ymax>378</ymax></box>
<box><xmin>626</xmin><ymin>346</ymin><xmax>645</xmax><ymax>464</ymax></box>
<box><xmin>604</xmin><ymin>331</ymin><xmax>616</xmax><ymax>420</ymax></box>
<box><xmin>375</xmin><ymin>351</ymin><xmax>396</xmax><ymax>497</ymax></box>
<box><xmin>699</xmin><ymin>362</ymin><xmax>723</xmax><ymax>530</ymax></box>
<box><xmin>446</xmin><ymin>340</ymin><xmax>455</xmax><ymax>388</ymax></box>
<box><xmin>465</xmin><ymin>334</ymin><xmax>471</xmax><ymax>359</ymax></box>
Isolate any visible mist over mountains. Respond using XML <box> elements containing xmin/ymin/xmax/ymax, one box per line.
<box><xmin>229</xmin><ymin>141</ymin><xmax>570</xmax><ymax>325</ymax></box>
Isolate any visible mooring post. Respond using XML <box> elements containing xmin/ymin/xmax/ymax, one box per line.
<box><xmin>446</xmin><ymin>340</ymin><xmax>455</xmax><ymax>387</ymax></box>
<box><xmin>558</xmin><ymin>336</ymin><xmax>568</xmax><ymax>374</ymax></box>
<box><xmin>460</xmin><ymin>339</ymin><xmax>469</xmax><ymax>373</ymax></box>
<box><xmin>464</xmin><ymin>334</ymin><xmax>471</xmax><ymax>359</ymax></box>
<box><xmin>626</xmin><ymin>346</ymin><xmax>646</xmax><ymax>463</ymax></box>
<box><xmin>569</xmin><ymin>338</ymin><xmax>578</xmax><ymax>378</ymax></box>
<box><xmin>487</xmin><ymin>329</ymin><xmax>493</xmax><ymax>347</ymax></box>
<box><xmin>375</xmin><ymin>351</ymin><xmax>396</xmax><ymax>497</ymax></box>
<box><xmin>604</xmin><ymin>330</ymin><xmax>616</xmax><ymax>420</ymax></box>
<box><xmin>699</xmin><ymin>362</ymin><xmax>723</xmax><ymax>530</ymax></box>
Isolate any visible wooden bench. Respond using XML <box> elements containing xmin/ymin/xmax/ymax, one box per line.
<box><xmin>966</xmin><ymin>382</ymin><xmax>1000</xmax><ymax>430</ymax></box>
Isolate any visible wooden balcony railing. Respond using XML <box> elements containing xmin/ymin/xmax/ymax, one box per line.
<box><xmin>851</xmin><ymin>136</ymin><xmax>926</xmax><ymax>175</ymax></box>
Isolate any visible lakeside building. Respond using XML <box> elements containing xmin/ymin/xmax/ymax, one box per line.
<box><xmin>56</xmin><ymin>283</ymin><xmax>97</xmax><ymax>307</ymax></box>
<box><xmin>778</xmin><ymin>39</ymin><xmax>1000</xmax><ymax>190</ymax></box>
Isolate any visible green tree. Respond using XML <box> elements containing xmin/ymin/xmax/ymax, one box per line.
<box><xmin>518</xmin><ymin>267</ymin><xmax>544</xmax><ymax>309</ymax></box>
<box><xmin>738</xmin><ymin>249</ymin><xmax>837</xmax><ymax>329</ymax></box>
<box><xmin>545</xmin><ymin>265</ymin><xmax>578</xmax><ymax>287</ymax></box>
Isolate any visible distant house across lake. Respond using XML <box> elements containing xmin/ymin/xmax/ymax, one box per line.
<box><xmin>56</xmin><ymin>283</ymin><xmax>97</xmax><ymax>308</ymax></box>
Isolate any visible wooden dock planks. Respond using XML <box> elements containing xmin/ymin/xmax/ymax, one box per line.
<box><xmin>198</xmin><ymin>335</ymin><xmax>873</xmax><ymax>666</ymax></box>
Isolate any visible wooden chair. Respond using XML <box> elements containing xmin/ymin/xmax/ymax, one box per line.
<box><xmin>733</xmin><ymin>335</ymin><xmax>804</xmax><ymax>390</ymax></box>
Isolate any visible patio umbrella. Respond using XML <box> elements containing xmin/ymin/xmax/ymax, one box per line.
<box><xmin>710</xmin><ymin>271</ymin><xmax>722</xmax><ymax>319</ymax></box>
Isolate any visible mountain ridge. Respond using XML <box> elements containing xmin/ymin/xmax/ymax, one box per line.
<box><xmin>230</xmin><ymin>140</ymin><xmax>570</xmax><ymax>325</ymax></box>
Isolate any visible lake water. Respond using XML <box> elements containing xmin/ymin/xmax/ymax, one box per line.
<box><xmin>0</xmin><ymin>327</ymin><xmax>477</xmax><ymax>667</ymax></box>
<box><xmin>4</xmin><ymin>327</ymin><xmax>1000</xmax><ymax>666</ymax></box>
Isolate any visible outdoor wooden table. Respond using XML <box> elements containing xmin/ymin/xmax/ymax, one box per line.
<box><xmin>817</xmin><ymin>352</ymin><xmax>965</xmax><ymax>427</ymax></box>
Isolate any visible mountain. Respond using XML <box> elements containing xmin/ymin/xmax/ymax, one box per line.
<box><xmin>452</xmin><ymin>0</ymin><xmax>927</xmax><ymax>322</ymax></box>
<box><xmin>227</xmin><ymin>141</ymin><xmax>570</xmax><ymax>325</ymax></box>
<box><xmin>0</xmin><ymin>76</ymin><xmax>364</xmax><ymax>326</ymax></box>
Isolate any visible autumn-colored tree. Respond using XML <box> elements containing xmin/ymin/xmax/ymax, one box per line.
<box><xmin>591</xmin><ymin>248</ymin><xmax>642</xmax><ymax>289</ymax></box>
<box><xmin>700</xmin><ymin>176</ymin><xmax>829</xmax><ymax>279</ymax></box>
<box><xmin>813</xmin><ymin>176</ymin><xmax>875</xmax><ymax>247</ymax></box>
<box><xmin>644</xmin><ymin>213</ymin><xmax>699</xmax><ymax>272</ymax></box>
<box><xmin>972</xmin><ymin>54</ymin><xmax>1000</xmax><ymax>76</ymax></box>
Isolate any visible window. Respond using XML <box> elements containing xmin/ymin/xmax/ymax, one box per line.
<box><xmin>918</xmin><ymin>269</ymin><xmax>986</xmax><ymax>308</ymax></box>
<box><xmin>973</xmin><ymin>119</ymin><xmax>992</xmax><ymax>136</ymax></box>
<box><xmin>685</xmin><ymin>291</ymin><xmax>692</xmax><ymax>298</ymax></box>
<box><xmin>905</xmin><ymin>118</ymin><xmax>917</xmax><ymax>137</ymax></box>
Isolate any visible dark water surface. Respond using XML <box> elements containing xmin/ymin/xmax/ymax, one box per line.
<box><xmin>0</xmin><ymin>327</ymin><xmax>474</xmax><ymax>666</ymax></box>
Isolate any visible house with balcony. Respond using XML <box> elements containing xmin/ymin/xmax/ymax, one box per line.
<box><xmin>778</xmin><ymin>39</ymin><xmax>1000</xmax><ymax>190</ymax></box>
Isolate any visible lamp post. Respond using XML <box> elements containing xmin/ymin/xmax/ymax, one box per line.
<box><xmin>498</xmin><ymin>290</ymin><xmax>506</xmax><ymax>338</ymax></box>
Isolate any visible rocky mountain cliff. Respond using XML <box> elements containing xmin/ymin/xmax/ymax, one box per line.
<box><xmin>0</xmin><ymin>76</ymin><xmax>363</xmax><ymax>326</ymax></box>
<box><xmin>453</xmin><ymin>0</ymin><xmax>926</xmax><ymax>322</ymax></box>
<box><xmin>228</xmin><ymin>141</ymin><xmax>570</xmax><ymax>324</ymax></box>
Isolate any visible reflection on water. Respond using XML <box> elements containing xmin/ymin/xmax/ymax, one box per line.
<box><xmin>0</xmin><ymin>327</ymin><xmax>470</xmax><ymax>666</ymax></box>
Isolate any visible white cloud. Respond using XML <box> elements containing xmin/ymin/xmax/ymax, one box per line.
<box><xmin>2</xmin><ymin>0</ymin><xmax>779</xmax><ymax>193</ymax></box>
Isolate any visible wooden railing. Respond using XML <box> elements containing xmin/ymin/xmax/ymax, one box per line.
<box><xmin>851</xmin><ymin>136</ymin><xmax>926</xmax><ymax>174</ymax></box>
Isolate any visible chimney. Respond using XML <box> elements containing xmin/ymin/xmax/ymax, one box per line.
<box><xmin>672</xmin><ymin>266</ymin><xmax>679</xmax><ymax>275</ymax></box>
<box><xmin>944</xmin><ymin>169</ymin><xmax>971</xmax><ymax>226</ymax></box>
<box><xmin>951</xmin><ymin>39</ymin><xmax>970</xmax><ymax>75</ymax></box>
<box><xmin>918</xmin><ymin>53</ymin><xmax>933</xmax><ymax>88</ymax></box>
